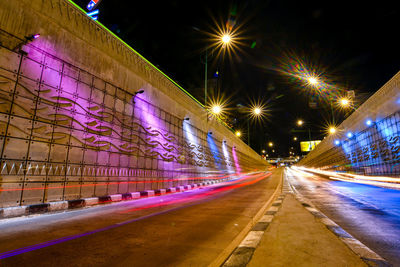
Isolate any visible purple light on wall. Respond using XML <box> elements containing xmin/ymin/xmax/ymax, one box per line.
<box><xmin>232</xmin><ymin>147</ymin><xmax>241</xmax><ymax>173</ymax></box>
<box><xmin>134</xmin><ymin>95</ymin><xmax>178</xmax><ymax>171</ymax></box>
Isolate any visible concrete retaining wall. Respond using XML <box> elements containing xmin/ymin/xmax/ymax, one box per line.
<box><xmin>0</xmin><ymin>0</ymin><xmax>268</xmax><ymax>208</ymax></box>
<box><xmin>298</xmin><ymin>71</ymin><xmax>400</xmax><ymax>176</ymax></box>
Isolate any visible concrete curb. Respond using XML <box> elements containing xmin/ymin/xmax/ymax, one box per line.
<box><xmin>221</xmin><ymin>194</ymin><xmax>286</xmax><ymax>267</ymax></box>
<box><xmin>294</xmin><ymin>194</ymin><xmax>391</xmax><ymax>267</ymax></box>
<box><xmin>0</xmin><ymin>179</ymin><xmax>228</xmax><ymax>220</ymax></box>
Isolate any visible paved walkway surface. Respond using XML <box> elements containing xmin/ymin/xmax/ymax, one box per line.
<box><xmin>223</xmin><ymin>191</ymin><xmax>374</xmax><ymax>267</ymax></box>
<box><xmin>247</xmin><ymin>194</ymin><xmax>367</xmax><ymax>267</ymax></box>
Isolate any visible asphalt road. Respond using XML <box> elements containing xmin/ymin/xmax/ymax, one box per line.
<box><xmin>286</xmin><ymin>167</ymin><xmax>400</xmax><ymax>266</ymax></box>
<box><xmin>0</xmin><ymin>169</ymin><xmax>281</xmax><ymax>267</ymax></box>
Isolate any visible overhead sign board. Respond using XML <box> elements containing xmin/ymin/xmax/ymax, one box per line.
<box><xmin>300</xmin><ymin>140</ymin><xmax>321</xmax><ymax>152</ymax></box>
<box><xmin>87</xmin><ymin>0</ymin><xmax>102</xmax><ymax>11</ymax></box>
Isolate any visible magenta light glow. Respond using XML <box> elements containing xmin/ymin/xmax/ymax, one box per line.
<box><xmin>0</xmin><ymin>172</ymin><xmax>270</xmax><ymax>260</ymax></box>
<box><xmin>121</xmin><ymin>172</ymin><xmax>271</xmax><ymax>213</ymax></box>
<box><xmin>0</xmin><ymin>173</ymin><xmax>235</xmax><ymax>192</ymax></box>
<box><xmin>232</xmin><ymin>146</ymin><xmax>241</xmax><ymax>173</ymax></box>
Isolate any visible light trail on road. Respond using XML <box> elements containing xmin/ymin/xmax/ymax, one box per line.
<box><xmin>286</xmin><ymin>167</ymin><xmax>400</xmax><ymax>265</ymax></box>
<box><xmin>0</xmin><ymin>172</ymin><xmax>272</xmax><ymax>263</ymax></box>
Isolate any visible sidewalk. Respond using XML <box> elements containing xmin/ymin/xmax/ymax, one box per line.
<box><xmin>248</xmin><ymin>194</ymin><xmax>366</xmax><ymax>266</ymax></box>
<box><xmin>222</xmin><ymin>192</ymin><xmax>388</xmax><ymax>267</ymax></box>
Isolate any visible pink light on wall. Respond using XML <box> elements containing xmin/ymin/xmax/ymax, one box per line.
<box><xmin>232</xmin><ymin>146</ymin><xmax>241</xmax><ymax>173</ymax></box>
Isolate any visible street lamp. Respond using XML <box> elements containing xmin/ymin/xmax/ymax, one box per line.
<box><xmin>221</xmin><ymin>34</ymin><xmax>232</xmax><ymax>45</ymax></box>
<box><xmin>307</xmin><ymin>76</ymin><xmax>319</xmax><ymax>86</ymax></box>
<box><xmin>339</xmin><ymin>97</ymin><xmax>350</xmax><ymax>107</ymax></box>
<box><xmin>235</xmin><ymin>131</ymin><xmax>242</xmax><ymax>137</ymax></box>
<box><xmin>253</xmin><ymin>107</ymin><xmax>262</xmax><ymax>116</ymax></box>
<box><xmin>246</xmin><ymin>106</ymin><xmax>263</xmax><ymax>146</ymax></box>
<box><xmin>329</xmin><ymin>126</ymin><xmax>336</xmax><ymax>134</ymax></box>
<box><xmin>204</xmin><ymin>32</ymin><xmax>233</xmax><ymax>108</ymax></box>
<box><xmin>296</xmin><ymin>120</ymin><xmax>312</xmax><ymax>142</ymax></box>
<box><xmin>297</xmin><ymin>119</ymin><xmax>304</xmax><ymax>126</ymax></box>
<box><xmin>268</xmin><ymin>142</ymin><xmax>273</xmax><ymax>147</ymax></box>
<box><xmin>211</xmin><ymin>104</ymin><xmax>222</xmax><ymax>115</ymax></box>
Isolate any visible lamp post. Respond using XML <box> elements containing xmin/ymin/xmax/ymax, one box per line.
<box><xmin>303</xmin><ymin>75</ymin><xmax>337</xmax><ymax>124</ymax></box>
<box><xmin>297</xmin><ymin>119</ymin><xmax>312</xmax><ymax>142</ymax></box>
<box><xmin>338</xmin><ymin>96</ymin><xmax>353</xmax><ymax>118</ymax></box>
<box><xmin>204</xmin><ymin>33</ymin><xmax>232</xmax><ymax>107</ymax></box>
<box><xmin>247</xmin><ymin>106</ymin><xmax>263</xmax><ymax>146</ymax></box>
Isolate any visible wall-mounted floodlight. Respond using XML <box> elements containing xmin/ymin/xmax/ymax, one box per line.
<box><xmin>25</xmin><ymin>34</ymin><xmax>40</xmax><ymax>41</ymax></box>
<box><xmin>14</xmin><ymin>34</ymin><xmax>40</xmax><ymax>52</ymax></box>
<box><xmin>134</xmin><ymin>89</ymin><xmax>144</xmax><ymax>95</ymax></box>
<box><xmin>132</xmin><ymin>90</ymin><xmax>144</xmax><ymax>103</ymax></box>
<box><xmin>334</xmin><ymin>140</ymin><xmax>340</xmax><ymax>146</ymax></box>
<box><xmin>346</xmin><ymin>132</ymin><xmax>353</xmax><ymax>138</ymax></box>
<box><xmin>365</xmin><ymin>119</ymin><xmax>373</xmax><ymax>126</ymax></box>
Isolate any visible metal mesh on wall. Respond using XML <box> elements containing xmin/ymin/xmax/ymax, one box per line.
<box><xmin>0</xmin><ymin>31</ymin><xmax>264</xmax><ymax>208</ymax></box>
<box><xmin>301</xmin><ymin>111</ymin><xmax>400</xmax><ymax>177</ymax></box>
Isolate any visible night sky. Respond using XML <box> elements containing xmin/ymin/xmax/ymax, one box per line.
<box><xmin>73</xmin><ymin>0</ymin><xmax>400</xmax><ymax>157</ymax></box>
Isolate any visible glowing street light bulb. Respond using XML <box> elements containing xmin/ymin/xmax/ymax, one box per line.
<box><xmin>293</xmin><ymin>137</ymin><xmax>298</xmax><ymax>141</ymax></box>
<box><xmin>235</xmin><ymin>131</ymin><xmax>241</xmax><ymax>137</ymax></box>
<box><xmin>307</xmin><ymin>76</ymin><xmax>319</xmax><ymax>86</ymax></box>
<box><xmin>262</xmin><ymin>150</ymin><xmax>266</xmax><ymax>154</ymax></box>
<box><xmin>221</xmin><ymin>34</ymin><xmax>231</xmax><ymax>44</ymax></box>
<box><xmin>253</xmin><ymin>107</ymin><xmax>262</xmax><ymax>116</ymax></box>
<box><xmin>329</xmin><ymin>127</ymin><xmax>336</xmax><ymax>134</ymax></box>
<box><xmin>340</xmin><ymin>97</ymin><xmax>350</xmax><ymax>107</ymax></box>
<box><xmin>211</xmin><ymin>105</ymin><xmax>222</xmax><ymax>115</ymax></box>
<box><xmin>268</xmin><ymin>142</ymin><xmax>273</xmax><ymax>147</ymax></box>
<box><xmin>297</xmin><ymin>119</ymin><xmax>304</xmax><ymax>126</ymax></box>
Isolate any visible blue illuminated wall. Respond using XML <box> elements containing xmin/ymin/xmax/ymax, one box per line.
<box><xmin>341</xmin><ymin>112</ymin><xmax>400</xmax><ymax>175</ymax></box>
<box><xmin>311</xmin><ymin>111</ymin><xmax>400</xmax><ymax>176</ymax></box>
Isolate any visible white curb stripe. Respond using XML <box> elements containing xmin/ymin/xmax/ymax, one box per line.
<box><xmin>267</xmin><ymin>206</ymin><xmax>279</xmax><ymax>212</ymax></box>
<box><xmin>169</xmin><ymin>188</ymin><xmax>176</xmax><ymax>193</ymax></box>
<box><xmin>84</xmin><ymin>198</ymin><xmax>99</xmax><ymax>206</ymax></box>
<box><xmin>110</xmin><ymin>194</ymin><xmax>122</xmax><ymax>202</ymax></box>
<box><xmin>2</xmin><ymin>206</ymin><xmax>27</xmax><ymax>217</ymax></box>
<box><xmin>131</xmin><ymin>192</ymin><xmax>140</xmax><ymax>199</ymax></box>
<box><xmin>48</xmin><ymin>201</ymin><xmax>68</xmax><ymax>211</ymax></box>
<box><xmin>340</xmin><ymin>237</ymin><xmax>385</xmax><ymax>261</ymax></box>
<box><xmin>238</xmin><ymin>231</ymin><xmax>265</xmax><ymax>248</ymax></box>
<box><xmin>320</xmin><ymin>217</ymin><xmax>338</xmax><ymax>227</ymax></box>
<box><xmin>259</xmin><ymin>215</ymin><xmax>274</xmax><ymax>223</ymax></box>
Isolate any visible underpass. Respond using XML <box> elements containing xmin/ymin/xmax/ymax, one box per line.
<box><xmin>0</xmin><ymin>0</ymin><xmax>399</xmax><ymax>266</ymax></box>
